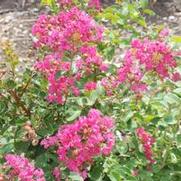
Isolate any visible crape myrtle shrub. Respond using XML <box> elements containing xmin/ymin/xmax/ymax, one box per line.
<box><xmin>0</xmin><ymin>0</ymin><xmax>181</xmax><ymax>180</ymax></box>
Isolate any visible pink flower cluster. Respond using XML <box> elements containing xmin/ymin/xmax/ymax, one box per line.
<box><xmin>4</xmin><ymin>154</ymin><xmax>45</xmax><ymax>181</ymax></box>
<box><xmin>88</xmin><ymin>0</ymin><xmax>101</xmax><ymax>10</ymax></box>
<box><xmin>53</xmin><ymin>167</ymin><xmax>61</xmax><ymax>181</ymax></box>
<box><xmin>84</xmin><ymin>81</ymin><xmax>97</xmax><ymax>91</ymax></box>
<box><xmin>117</xmin><ymin>38</ymin><xmax>179</xmax><ymax>93</ymax></box>
<box><xmin>136</xmin><ymin>128</ymin><xmax>155</xmax><ymax>164</ymax></box>
<box><xmin>101</xmin><ymin>76</ymin><xmax>119</xmax><ymax>96</ymax></box>
<box><xmin>41</xmin><ymin>109</ymin><xmax>115</xmax><ymax>178</ymax></box>
<box><xmin>32</xmin><ymin>7</ymin><xmax>103</xmax><ymax>50</ymax></box>
<box><xmin>58</xmin><ymin>0</ymin><xmax>72</xmax><ymax>6</ymax></box>
<box><xmin>32</xmin><ymin>7</ymin><xmax>107</xmax><ymax>104</ymax></box>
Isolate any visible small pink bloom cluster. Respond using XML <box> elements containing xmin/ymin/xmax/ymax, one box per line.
<box><xmin>84</xmin><ymin>81</ymin><xmax>97</xmax><ymax>91</ymax></box>
<box><xmin>136</xmin><ymin>128</ymin><xmax>155</xmax><ymax>164</ymax></box>
<box><xmin>88</xmin><ymin>0</ymin><xmax>101</xmax><ymax>10</ymax></box>
<box><xmin>53</xmin><ymin>167</ymin><xmax>61</xmax><ymax>181</ymax></box>
<box><xmin>159</xmin><ymin>28</ymin><xmax>169</xmax><ymax>38</ymax></box>
<box><xmin>117</xmin><ymin>38</ymin><xmax>178</xmax><ymax>93</ymax></box>
<box><xmin>172</xmin><ymin>72</ymin><xmax>181</xmax><ymax>82</ymax></box>
<box><xmin>101</xmin><ymin>76</ymin><xmax>119</xmax><ymax>96</ymax></box>
<box><xmin>58</xmin><ymin>0</ymin><xmax>72</xmax><ymax>6</ymax></box>
<box><xmin>41</xmin><ymin>109</ymin><xmax>115</xmax><ymax>178</ymax></box>
<box><xmin>5</xmin><ymin>154</ymin><xmax>45</xmax><ymax>181</ymax></box>
<box><xmin>32</xmin><ymin>7</ymin><xmax>107</xmax><ymax>104</ymax></box>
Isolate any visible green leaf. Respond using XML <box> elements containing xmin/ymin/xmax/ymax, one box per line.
<box><xmin>87</xmin><ymin>90</ymin><xmax>100</xmax><ymax>106</ymax></box>
<box><xmin>171</xmin><ymin>36</ymin><xmax>181</xmax><ymax>43</ymax></box>
<box><xmin>104</xmin><ymin>46</ymin><xmax>115</xmax><ymax>60</ymax></box>
<box><xmin>164</xmin><ymin>93</ymin><xmax>181</xmax><ymax>105</ymax></box>
<box><xmin>143</xmin><ymin>9</ymin><xmax>155</xmax><ymax>16</ymax></box>
<box><xmin>139</xmin><ymin>0</ymin><xmax>149</xmax><ymax>8</ymax></box>
<box><xmin>90</xmin><ymin>163</ymin><xmax>103</xmax><ymax>181</ymax></box>
<box><xmin>0</xmin><ymin>102</ymin><xmax>6</xmax><ymax>114</ymax></box>
<box><xmin>0</xmin><ymin>144</ymin><xmax>14</xmax><ymax>155</ymax></box>
<box><xmin>121</xmin><ymin>5</ymin><xmax>129</xmax><ymax>16</ymax></box>
<box><xmin>55</xmin><ymin>71</ymin><xmax>62</xmax><ymax>80</ymax></box>
<box><xmin>5</xmin><ymin>79</ymin><xmax>16</xmax><ymax>89</ymax></box>
<box><xmin>124</xmin><ymin>111</ymin><xmax>134</xmax><ymax>122</ymax></box>
<box><xmin>108</xmin><ymin>169</ymin><xmax>122</xmax><ymax>181</ymax></box>
<box><xmin>41</xmin><ymin>0</ymin><xmax>59</xmax><ymax>13</ymax></box>
<box><xmin>67</xmin><ymin>110</ymin><xmax>81</xmax><ymax>122</ymax></box>
<box><xmin>145</xmin><ymin>115</ymin><xmax>156</xmax><ymax>122</ymax></box>
<box><xmin>69</xmin><ymin>172</ymin><xmax>84</xmax><ymax>181</ymax></box>
<box><xmin>14</xmin><ymin>141</ymin><xmax>30</xmax><ymax>154</ymax></box>
<box><xmin>170</xmin><ymin>153</ymin><xmax>177</xmax><ymax>163</ymax></box>
<box><xmin>173</xmin><ymin>88</ymin><xmax>181</xmax><ymax>96</ymax></box>
<box><xmin>41</xmin><ymin>0</ymin><xmax>54</xmax><ymax>6</ymax></box>
<box><xmin>164</xmin><ymin>115</ymin><xmax>177</xmax><ymax>125</ymax></box>
<box><xmin>137</xmin><ymin>18</ymin><xmax>147</xmax><ymax>28</ymax></box>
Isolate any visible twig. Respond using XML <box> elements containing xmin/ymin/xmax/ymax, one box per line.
<box><xmin>19</xmin><ymin>74</ymin><xmax>33</xmax><ymax>97</ymax></box>
<box><xmin>8</xmin><ymin>90</ymin><xmax>31</xmax><ymax>117</ymax></box>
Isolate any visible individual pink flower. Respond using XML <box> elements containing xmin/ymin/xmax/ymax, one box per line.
<box><xmin>58</xmin><ymin>0</ymin><xmax>72</xmax><ymax>6</ymax></box>
<box><xmin>77</xmin><ymin>45</ymin><xmax>108</xmax><ymax>75</ymax></box>
<box><xmin>136</xmin><ymin>128</ymin><xmax>155</xmax><ymax>164</ymax></box>
<box><xmin>41</xmin><ymin>109</ymin><xmax>115</xmax><ymax>178</ymax></box>
<box><xmin>131</xmin><ymin>169</ymin><xmax>139</xmax><ymax>176</ymax></box>
<box><xmin>4</xmin><ymin>154</ymin><xmax>46</xmax><ymax>181</ymax></box>
<box><xmin>172</xmin><ymin>72</ymin><xmax>181</xmax><ymax>82</ymax></box>
<box><xmin>84</xmin><ymin>81</ymin><xmax>97</xmax><ymax>91</ymax></box>
<box><xmin>88</xmin><ymin>0</ymin><xmax>101</xmax><ymax>10</ymax></box>
<box><xmin>53</xmin><ymin>167</ymin><xmax>61</xmax><ymax>181</ymax></box>
<box><xmin>100</xmin><ymin>63</ymin><xmax>109</xmax><ymax>71</ymax></box>
<box><xmin>159</xmin><ymin>28</ymin><xmax>169</xmax><ymax>38</ymax></box>
<box><xmin>47</xmin><ymin>75</ymin><xmax>77</xmax><ymax>104</ymax></box>
<box><xmin>131</xmin><ymin>83</ymin><xmax>147</xmax><ymax>93</ymax></box>
<box><xmin>101</xmin><ymin>77</ymin><xmax>119</xmax><ymax>96</ymax></box>
<box><xmin>71</xmin><ymin>86</ymin><xmax>80</xmax><ymax>96</ymax></box>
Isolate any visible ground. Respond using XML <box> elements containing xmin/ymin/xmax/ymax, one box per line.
<box><xmin>0</xmin><ymin>0</ymin><xmax>181</xmax><ymax>70</ymax></box>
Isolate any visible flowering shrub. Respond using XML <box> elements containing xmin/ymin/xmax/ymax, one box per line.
<box><xmin>0</xmin><ymin>0</ymin><xmax>181</xmax><ymax>181</ymax></box>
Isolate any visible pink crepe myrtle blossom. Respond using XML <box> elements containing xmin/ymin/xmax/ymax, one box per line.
<box><xmin>130</xmin><ymin>38</ymin><xmax>177</xmax><ymax>77</ymax></box>
<box><xmin>41</xmin><ymin>109</ymin><xmax>115</xmax><ymax>178</ymax></box>
<box><xmin>53</xmin><ymin>167</ymin><xmax>61</xmax><ymax>181</ymax></box>
<box><xmin>32</xmin><ymin>7</ymin><xmax>106</xmax><ymax>104</ymax></box>
<box><xmin>172</xmin><ymin>72</ymin><xmax>181</xmax><ymax>82</ymax></box>
<box><xmin>58</xmin><ymin>0</ymin><xmax>72</xmax><ymax>6</ymax></box>
<box><xmin>4</xmin><ymin>154</ymin><xmax>45</xmax><ymax>181</ymax></box>
<box><xmin>73</xmin><ymin>46</ymin><xmax>109</xmax><ymax>83</ymax></box>
<box><xmin>32</xmin><ymin>7</ymin><xmax>104</xmax><ymax>51</ymax></box>
<box><xmin>101</xmin><ymin>76</ymin><xmax>119</xmax><ymax>96</ymax></box>
<box><xmin>84</xmin><ymin>81</ymin><xmax>97</xmax><ymax>91</ymax></box>
<box><xmin>136</xmin><ymin>128</ymin><xmax>155</xmax><ymax>164</ymax></box>
<box><xmin>159</xmin><ymin>28</ymin><xmax>169</xmax><ymax>38</ymax></box>
<box><xmin>117</xmin><ymin>38</ymin><xmax>179</xmax><ymax>93</ymax></box>
<box><xmin>131</xmin><ymin>83</ymin><xmax>147</xmax><ymax>93</ymax></box>
<box><xmin>47</xmin><ymin>74</ymin><xmax>78</xmax><ymax>104</ymax></box>
<box><xmin>88</xmin><ymin>0</ymin><xmax>101</xmax><ymax>10</ymax></box>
